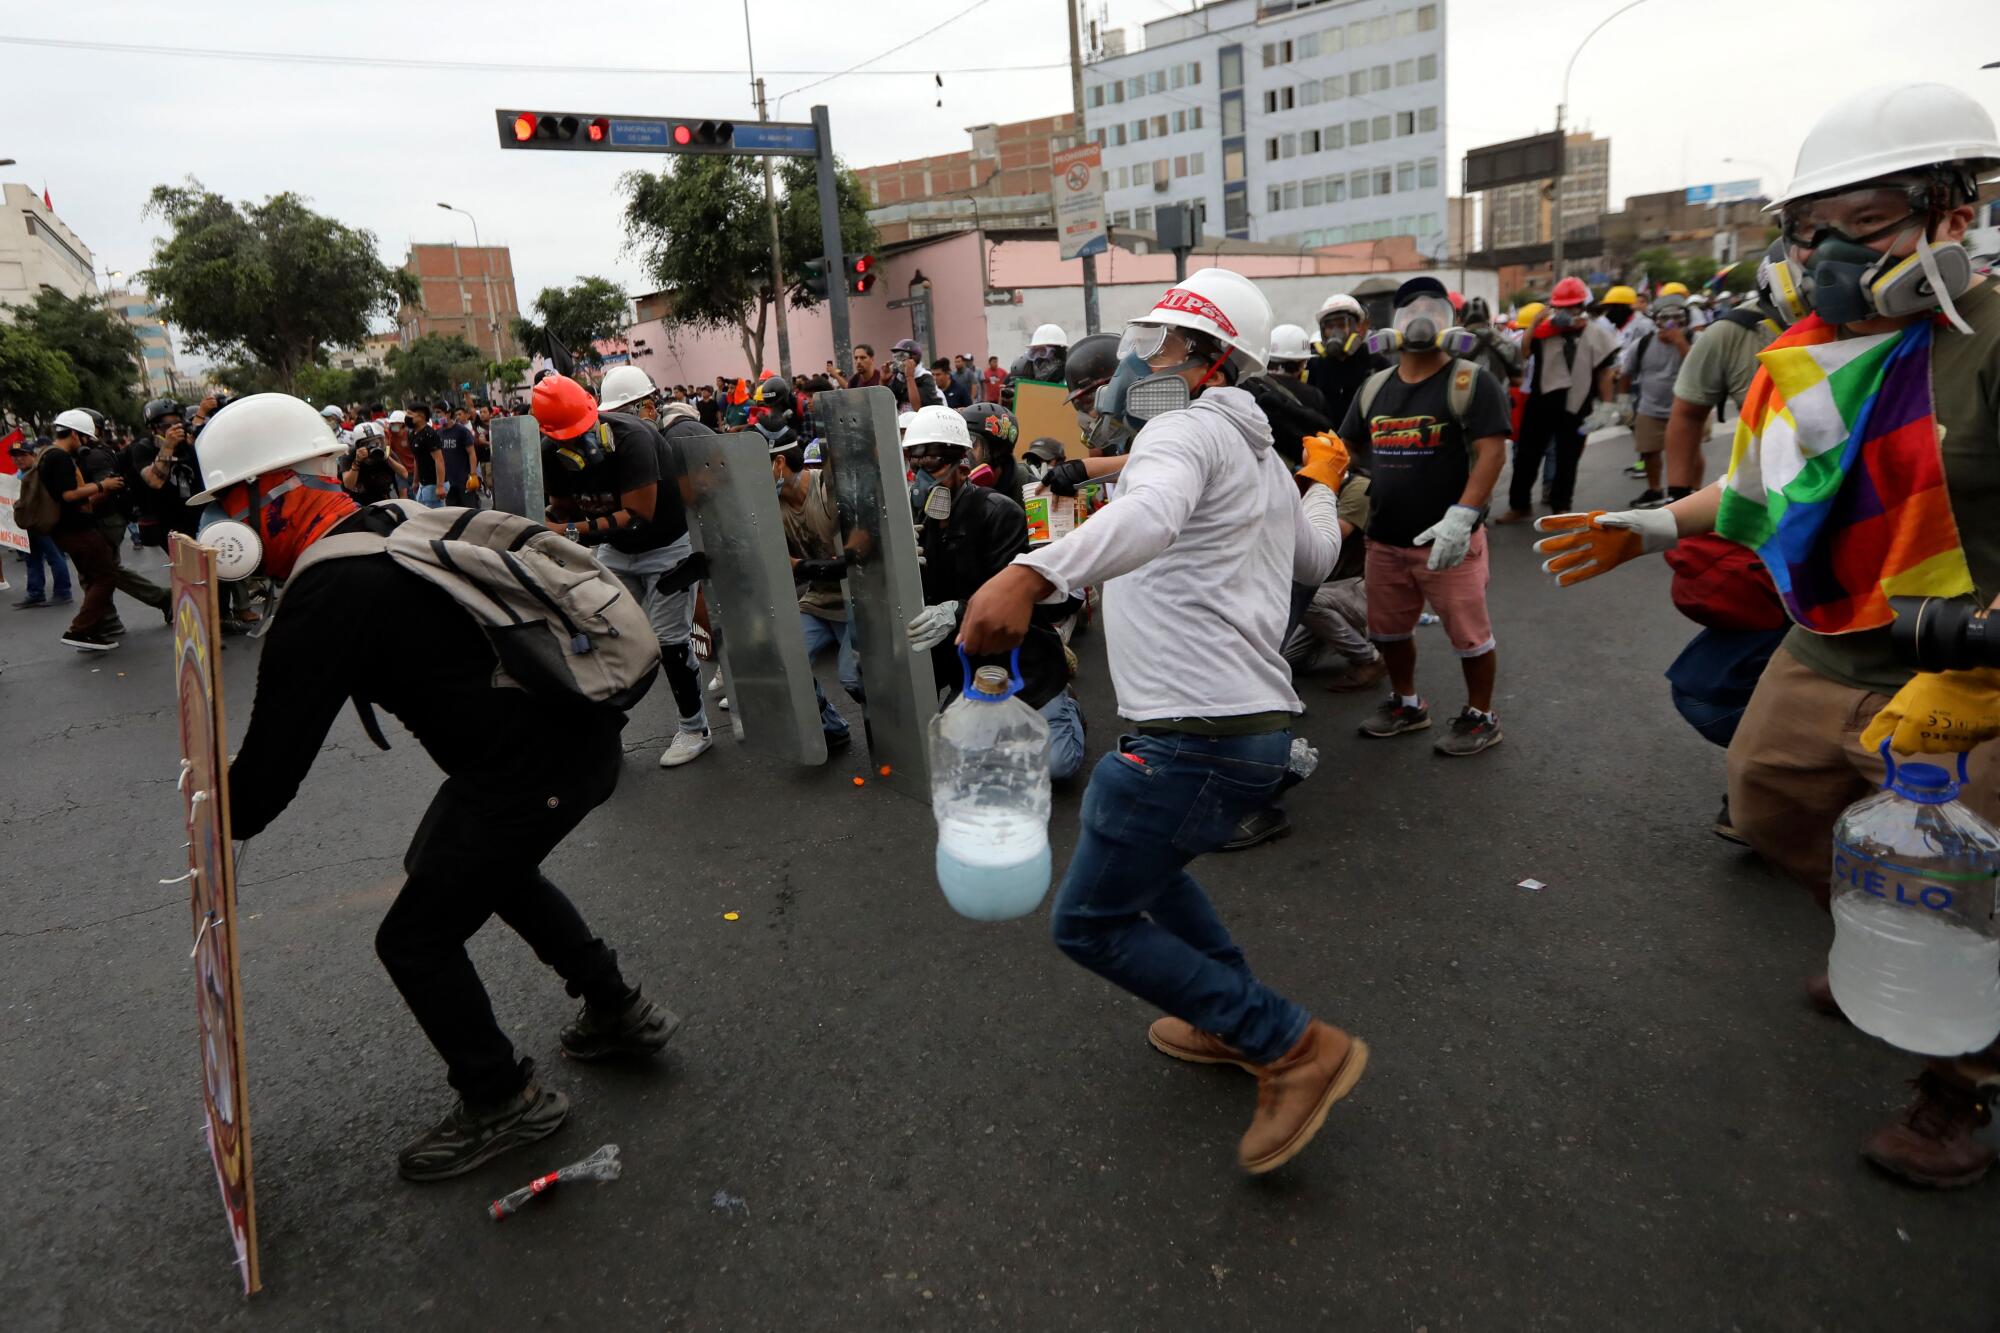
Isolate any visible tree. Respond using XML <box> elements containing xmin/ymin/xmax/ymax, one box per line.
<box><xmin>293</xmin><ymin>364</ymin><xmax>357</xmax><ymax>410</ymax></box>
<box><xmin>511</xmin><ymin>277</ymin><xmax>629</xmax><ymax>368</ymax></box>
<box><xmin>139</xmin><ymin>179</ymin><xmax>421</xmax><ymax>393</ymax></box>
<box><xmin>0</xmin><ymin>322</ymin><xmax>79</xmax><ymax>425</ymax></box>
<box><xmin>622</xmin><ymin>153</ymin><xmax>877</xmax><ymax>374</ymax></box>
<box><xmin>488</xmin><ymin>356</ymin><xmax>532</xmax><ymax>394</ymax></box>
<box><xmin>10</xmin><ymin>290</ymin><xmax>146</xmax><ymax>426</ymax></box>
<box><xmin>385</xmin><ymin>333</ymin><xmax>483</xmax><ymax>403</ymax></box>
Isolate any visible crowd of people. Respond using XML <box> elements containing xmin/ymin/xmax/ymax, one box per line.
<box><xmin>7</xmin><ymin>78</ymin><xmax>1999</xmax><ymax>1192</ymax></box>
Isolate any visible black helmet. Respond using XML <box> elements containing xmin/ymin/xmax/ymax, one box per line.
<box><xmin>957</xmin><ymin>402</ymin><xmax>1018</xmax><ymax>449</ymax></box>
<box><xmin>144</xmin><ymin>397</ymin><xmax>186</xmax><ymax>427</ymax></box>
<box><xmin>1463</xmin><ymin>297</ymin><xmax>1491</xmax><ymax>327</ymax></box>
<box><xmin>1062</xmin><ymin>332</ymin><xmax>1122</xmax><ymax>405</ymax></box>
<box><xmin>756</xmin><ymin>375</ymin><xmax>792</xmax><ymax>406</ymax></box>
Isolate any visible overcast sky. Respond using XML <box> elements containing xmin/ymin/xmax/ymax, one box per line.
<box><xmin>8</xmin><ymin>0</ymin><xmax>1998</xmax><ymax>363</ymax></box>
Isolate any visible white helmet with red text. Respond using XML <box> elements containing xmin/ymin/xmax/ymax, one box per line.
<box><xmin>1118</xmin><ymin>267</ymin><xmax>1273</xmax><ymax>375</ymax></box>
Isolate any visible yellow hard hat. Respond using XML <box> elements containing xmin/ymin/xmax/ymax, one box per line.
<box><xmin>1601</xmin><ymin>285</ymin><xmax>1639</xmax><ymax>306</ymax></box>
<box><xmin>1513</xmin><ymin>302</ymin><xmax>1546</xmax><ymax>330</ymax></box>
<box><xmin>1659</xmin><ymin>281</ymin><xmax>1690</xmax><ymax>297</ymax></box>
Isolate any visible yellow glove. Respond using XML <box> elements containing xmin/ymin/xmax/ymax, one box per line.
<box><xmin>1861</xmin><ymin>668</ymin><xmax>2000</xmax><ymax>755</ymax></box>
<box><xmin>1297</xmin><ymin>433</ymin><xmax>1349</xmax><ymax>493</ymax></box>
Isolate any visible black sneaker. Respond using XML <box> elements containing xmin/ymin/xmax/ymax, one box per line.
<box><xmin>13</xmin><ymin>596</ymin><xmax>50</xmax><ymax>609</ymax></box>
<box><xmin>1359</xmin><ymin>696</ymin><xmax>1431</xmax><ymax>738</ymax></box>
<box><xmin>397</xmin><ymin>1074</ymin><xmax>570</xmax><ymax>1182</ymax></box>
<box><xmin>1223</xmin><ymin>805</ymin><xmax>1292</xmax><ymax>851</ymax></box>
<box><xmin>1434</xmin><ymin>707</ymin><xmax>1503</xmax><ymax>756</ymax></box>
<box><xmin>1629</xmin><ymin>489</ymin><xmax>1665</xmax><ymax>507</ymax></box>
<box><xmin>61</xmin><ymin>630</ymin><xmax>119</xmax><ymax>652</ymax></box>
<box><xmin>560</xmin><ymin>990</ymin><xmax>682</xmax><ymax>1062</ymax></box>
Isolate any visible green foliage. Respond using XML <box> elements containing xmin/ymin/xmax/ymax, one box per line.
<box><xmin>140</xmin><ymin>179</ymin><xmax>421</xmax><ymax>392</ymax></box>
<box><xmin>776</xmin><ymin>157</ymin><xmax>878</xmax><ymax>312</ymax></box>
<box><xmin>488</xmin><ymin>357</ymin><xmax>532</xmax><ymax>392</ymax></box>
<box><xmin>293</xmin><ymin>363</ymin><xmax>358</xmax><ymax>410</ymax></box>
<box><xmin>511</xmin><ymin>276</ymin><xmax>629</xmax><ymax>367</ymax></box>
<box><xmin>385</xmin><ymin>332</ymin><xmax>483</xmax><ymax>403</ymax></box>
<box><xmin>0</xmin><ymin>322</ymin><xmax>79</xmax><ymax>424</ymax></box>
<box><xmin>9</xmin><ymin>290</ymin><xmax>145</xmax><ymax>426</ymax></box>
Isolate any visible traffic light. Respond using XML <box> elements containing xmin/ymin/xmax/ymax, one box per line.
<box><xmin>497</xmin><ymin>110</ymin><xmax>803</xmax><ymax>156</ymax></box>
<box><xmin>846</xmin><ymin>254</ymin><xmax>876</xmax><ymax>295</ymax></box>
<box><xmin>669</xmin><ymin>120</ymin><xmax>735</xmax><ymax>152</ymax></box>
<box><xmin>802</xmin><ymin>258</ymin><xmax>830</xmax><ymax>300</ymax></box>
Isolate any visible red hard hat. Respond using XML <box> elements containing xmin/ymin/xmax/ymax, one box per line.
<box><xmin>1550</xmin><ymin>276</ymin><xmax>1592</xmax><ymax>308</ymax></box>
<box><xmin>1447</xmin><ymin>290</ymin><xmax>1465</xmax><ymax>310</ymax></box>
<box><xmin>532</xmin><ymin>374</ymin><xmax>598</xmax><ymax>441</ymax></box>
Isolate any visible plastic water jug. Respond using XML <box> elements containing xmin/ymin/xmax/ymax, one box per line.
<box><xmin>929</xmin><ymin>649</ymin><xmax>1052</xmax><ymax>921</ymax></box>
<box><xmin>1827</xmin><ymin>743</ymin><xmax>2000</xmax><ymax>1056</ymax></box>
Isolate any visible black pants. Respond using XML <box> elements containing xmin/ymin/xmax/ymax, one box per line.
<box><xmin>375</xmin><ymin>722</ymin><xmax>631</xmax><ymax>1105</ymax></box>
<box><xmin>1510</xmin><ymin>393</ymin><xmax>1586</xmax><ymax>513</ymax></box>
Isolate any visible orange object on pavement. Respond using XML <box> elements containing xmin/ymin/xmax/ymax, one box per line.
<box><xmin>531</xmin><ymin>375</ymin><xmax>598</xmax><ymax>441</ymax></box>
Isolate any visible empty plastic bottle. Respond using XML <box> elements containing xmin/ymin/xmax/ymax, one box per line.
<box><xmin>1827</xmin><ymin>743</ymin><xmax>2000</xmax><ymax>1056</ymax></box>
<box><xmin>929</xmin><ymin>650</ymin><xmax>1051</xmax><ymax>921</ymax></box>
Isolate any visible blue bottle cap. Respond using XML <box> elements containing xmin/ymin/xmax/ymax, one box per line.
<box><xmin>1879</xmin><ymin>739</ymin><xmax>1969</xmax><ymax>805</ymax></box>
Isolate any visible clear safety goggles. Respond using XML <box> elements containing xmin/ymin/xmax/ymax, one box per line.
<box><xmin>1654</xmin><ymin>312</ymin><xmax>1690</xmax><ymax>329</ymax></box>
<box><xmin>1318</xmin><ymin>312</ymin><xmax>1362</xmax><ymax>336</ymax></box>
<box><xmin>1780</xmin><ymin>182</ymin><xmax>1929</xmax><ymax>250</ymax></box>
<box><xmin>1116</xmin><ymin>323</ymin><xmax>1193</xmax><ymax>367</ymax></box>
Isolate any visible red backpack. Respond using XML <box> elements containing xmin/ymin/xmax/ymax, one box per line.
<box><xmin>1663</xmin><ymin>532</ymin><xmax>1788</xmax><ymax>632</ymax></box>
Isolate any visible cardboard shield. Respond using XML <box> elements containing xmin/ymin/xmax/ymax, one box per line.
<box><xmin>170</xmin><ymin>534</ymin><xmax>260</xmax><ymax>1294</ymax></box>
<box><xmin>1010</xmin><ymin>379</ymin><xmax>1080</xmax><ymax>461</ymax></box>
<box><xmin>819</xmin><ymin>387</ymin><xmax>936</xmax><ymax>801</ymax></box>
<box><xmin>676</xmin><ymin>422</ymin><xmax>828</xmax><ymax>765</ymax></box>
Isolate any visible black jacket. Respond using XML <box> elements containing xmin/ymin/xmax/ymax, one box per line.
<box><xmin>918</xmin><ymin>484</ymin><xmax>1067</xmax><ymax>710</ymax></box>
<box><xmin>1306</xmin><ymin>351</ymin><xmax>1390</xmax><ymax>438</ymax></box>
<box><xmin>1242</xmin><ymin>375</ymin><xmax>1332</xmax><ymax>468</ymax></box>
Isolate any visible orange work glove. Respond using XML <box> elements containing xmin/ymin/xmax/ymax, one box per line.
<box><xmin>1531</xmin><ymin>508</ymin><xmax>1679</xmax><ymax>586</ymax></box>
<box><xmin>1296</xmin><ymin>432</ymin><xmax>1349</xmax><ymax>493</ymax></box>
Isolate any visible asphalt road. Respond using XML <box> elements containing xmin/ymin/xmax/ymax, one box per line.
<box><xmin>3</xmin><ymin>434</ymin><xmax>1994</xmax><ymax>1331</ymax></box>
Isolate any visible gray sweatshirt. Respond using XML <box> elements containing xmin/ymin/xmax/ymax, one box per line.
<box><xmin>1016</xmin><ymin>386</ymin><xmax>1341</xmax><ymax>722</ymax></box>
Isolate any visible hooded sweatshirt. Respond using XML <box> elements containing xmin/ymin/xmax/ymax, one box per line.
<box><xmin>1016</xmin><ymin>385</ymin><xmax>1341</xmax><ymax>722</ymax></box>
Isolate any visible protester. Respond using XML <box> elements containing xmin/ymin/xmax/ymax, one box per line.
<box><xmin>1305</xmin><ymin>292</ymin><xmax>1388</xmax><ymax>429</ymax></box>
<box><xmin>937</xmin><ymin>357</ymin><xmax>971</xmax><ymax>408</ymax></box>
<box><xmin>1533</xmin><ymin>82</ymin><xmax>2000</xmax><ymax>1186</ymax></box>
<box><xmin>959</xmin><ymin>268</ymin><xmax>1363</xmax><ymax>1175</ymax></box>
<box><xmin>35</xmin><ymin>410</ymin><xmax>136</xmax><ymax>650</ymax></box>
<box><xmin>1658</xmin><ymin>242</ymin><xmax>1789</xmax><ymax>503</ymax></box>
<box><xmin>438</xmin><ymin>402</ymin><xmax>479</xmax><ymax>506</ymax></box>
<box><xmin>960</xmin><ymin>401</ymin><xmax>1026</xmax><ymax>507</ymax></box>
<box><xmin>981</xmin><ymin>354</ymin><xmax>1007</xmax><ymax>403</ymax></box>
<box><xmin>9</xmin><ymin>434</ymin><xmax>71</xmax><ymax>609</ymax></box>
<box><xmin>341</xmin><ymin>420</ymin><xmax>406</xmax><ymax>503</ymax></box>
<box><xmin>772</xmin><ymin>432</ymin><xmax>860</xmax><ymax>753</ymax></box>
<box><xmin>848</xmin><ymin>343</ymin><xmax>885</xmax><ymax>389</ymax></box>
<box><xmin>1496</xmin><ymin>277</ymin><xmax>1620</xmax><ymax>523</ymax></box>
<box><xmin>1245</xmin><ymin>323</ymin><xmax>1333</xmax><ymax>468</ymax></box>
<box><xmin>1619</xmin><ymin>293</ymin><xmax>1692</xmax><ymax>507</ymax></box>
<box><xmin>887</xmin><ymin>339</ymin><xmax>943</xmax><ymax>410</ymax></box>
<box><xmin>405</xmin><ymin>404</ymin><xmax>447</xmax><ymax>507</ymax></box>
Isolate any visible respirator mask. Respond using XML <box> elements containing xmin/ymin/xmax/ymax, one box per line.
<box><xmin>1365</xmin><ymin>297</ymin><xmax>1478</xmax><ymax>357</ymax></box>
<box><xmin>196</xmin><ymin>457</ymin><xmax>345</xmax><ymax>586</ymax></box>
<box><xmin>1782</xmin><ymin>181</ymin><xmax>1977</xmax><ymax>333</ymax></box>
<box><xmin>1547</xmin><ymin>306</ymin><xmax>1585</xmax><ymax>332</ymax></box>
<box><xmin>1316</xmin><ymin>316</ymin><xmax>1363</xmax><ymax>359</ymax></box>
<box><xmin>1110</xmin><ymin>325</ymin><xmax>1222</xmax><ymax>424</ymax></box>
<box><xmin>547</xmin><ymin>421</ymin><xmax>616</xmax><ymax>473</ymax></box>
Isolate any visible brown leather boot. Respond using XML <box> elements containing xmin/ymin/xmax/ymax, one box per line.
<box><xmin>1860</xmin><ymin>1070</ymin><xmax>1995</xmax><ymax>1189</ymax></box>
<box><xmin>1238</xmin><ymin>1019</ymin><xmax>1369</xmax><ymax>1174</ymax></box>
<box><xmin>1149</xmin><ymin>1016</ymin><xmax>1255</xmax><ymax>1072</ymax></box>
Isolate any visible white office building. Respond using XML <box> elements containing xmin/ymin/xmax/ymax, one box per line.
<box><xmin>0</xmin><ymin>183</ymin><xmax>98</xmax><ymax>309</ymax></box>
<box><xmin>1083</xmin><ymin>0</ymin><xmax>1447</xmax><ymax>253</ymax></box>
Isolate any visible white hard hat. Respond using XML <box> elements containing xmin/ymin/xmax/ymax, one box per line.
<box><xmin>1030</xmin><ymin>323</ymin><xmax>1068</xmax><ymax>347</ymax></box>
<box><xmin>1316</xmin><ymin>293</ymin><xmax>1365</xmax><ymax>321</ymax></box>
<box><xmin>896</xmin><ymin>410</ymin><xmax>917</xmax><ymax>435</ymax></box>
<box><xmin>1268</xmin><ymin>323</ymin><xmax>1313</xmax><ymax>363</ymax></box>
<box><xmin>351</xmin><ymin>420</ymin><xmax>384</xmax><ymax>441</ymax></box>
<box><xmin>901</xmin><ymin>403</ymin><xmax>972</xmax><ymax>451</ymax></box>
<box><xmin>598</xmin><ymin>364</ymin><xmax>657</xmax><ymax>413</ymax></box>
<box><xmin>387</xmin><ymin>409</ymin><xmax>407</xmax><ymax>426</ymax></box>
<box><xmin>190</xmin><ymin>393</ymin><xmax>351</xmax><ymax>504</ymax></box>
<box><xmin>1127</xmin><ymin>267</ymin><xmax>1273</xmax><ymax>374</ymax></box>
<box><xmin>53</xmin><ymin>408</ymin><xmax>98</xmax><ymax>439</ymax></box>
<box><xmin>1773</xmin><ymin>82</ymin><xmax>2000</xmax><ymax>206</ymax></box>
<box><xmin>319</xmin><ymin>404</ymin><xmax>343</xmax><ymax>420</ymax></box>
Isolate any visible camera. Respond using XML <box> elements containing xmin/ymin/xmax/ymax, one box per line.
<box><xmin>1889</xmin><ymin>596</ymin><xmax>2000</xmax><ymax>672</ymax></box>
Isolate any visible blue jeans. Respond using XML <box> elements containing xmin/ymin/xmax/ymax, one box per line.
<box><xmin>416</xmin><ymin>484</ymin><xmax>444</xmax><ymax>509</ymax></box>
<box><xmin>800</xmin><ymin>612</ymin><xmax>862</xmax><ymax>735</ymax></box>
<box><xmin>22</xmin><ymin>532</ymin><xmax>72</xmax><ymax>601</ymax></box>
<box><xmin>1040</xmin><ymin>689</ymin><xmax>1085</xmax><ymax>781</ymax></box>
<box><xmin>1050</xmin><ymin>729</ymin><xmax>1305</xmax><ymax>1064</ymax></box>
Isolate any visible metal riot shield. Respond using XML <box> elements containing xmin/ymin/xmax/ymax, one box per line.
<box><xmin>488</xmin><ymin>414</ymin><xmax>545</xmax><ymax>518</ymax></box>
<box><xmin>820</xmin><ymin>387</ymin><xmax>936</xmax><ymax>801</ymax></box>
<box><xmin>676</xmin><ymin>421</ymin><xmax>828</xmax><ymax>765</ymax></box>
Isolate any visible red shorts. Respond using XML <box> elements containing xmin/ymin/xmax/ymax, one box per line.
<box><xmin>1365</xmin><ymin>529</ymin><xmax>1496</xmax><ymax>658</ymax></box>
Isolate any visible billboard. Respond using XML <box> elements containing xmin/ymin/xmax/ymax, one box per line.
<box><xmin>1051</xmin><ymin>142</ymin><xmax>1108</xmax><ymax>262</ymax></box>
<box><xmin>1685</xmin><ymin>179</ymin><xmax>1763</xmax><ymax>206</ymax></box>
<box><xmin>1464</xmin><ymin>131</ymin><xmax>1565</xmax><ymax>192</ymax></box>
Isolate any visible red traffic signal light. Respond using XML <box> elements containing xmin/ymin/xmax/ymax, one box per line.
<box><xmin>667</xmin><ymin>120</ymin><xmax>735</xmax><ymax>151</ymax></box>
<box><xmin>512</xmin><ymin>113</ymin><xmax>537</xmax><ymax>142</ymax></box>
<box><xmin>673</xmin><ymin>123</ymin><xmax>693</xmax><ymax>146</ymax></box>
<box><xmin>846</xmin><ymin>254</ymin><xmax>876</xmax><ymax>295</ymax></box>
<box><xmin>586</xmin><ymin>117</ymin><xmax>609</xmax><ymax>143</ymax></box>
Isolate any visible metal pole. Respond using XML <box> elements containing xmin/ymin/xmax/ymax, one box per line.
<box><xmin>1551</xmin><ymin>0</ymin><xmax>1648</xmax><ymax>282</ymax></box>
<box><xmin>755</xmin><ymin>78</ymin><xmax>792</xmax><ymax>378</ymax></box>
<box><xmin>812</xmin><ymin>104</ymin><xmax>852</xmax><ymax>374</ymax></box>
<box><xmin>1065</xmin><ymin>0</ymin><xmax>1100</xmax><ymax>334</ymax></box>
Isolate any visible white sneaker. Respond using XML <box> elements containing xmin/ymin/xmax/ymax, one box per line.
<box><xmin>707</xmin><ymin>674</ymin><xmax>724</xmax><ymax>694</ymax></box>
<box><xmin>659</xmin><ymin>729</ymin><xmax>713</xmax><ymax>768</ymax></box>
<box><xmin>718</xmin><ymin>696</ymin><xmax>731</xmax><ymax>712</ymax></box>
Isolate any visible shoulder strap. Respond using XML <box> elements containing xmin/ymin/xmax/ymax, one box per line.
<box><xmin>284</xmin><ymin>499</ymin><xmax>418</xmax><ymax>582</ymax></box>
<box><xmin>1632</xmin><ymin>331</ymin><xmax>1655</xmax><ymax>369</ymax></box>
<box><xmin>1446</xmin><ymin>359</ymin><xmax>1479</xmax><ymax>431</ymax></box>
<box><xmin>1357</xmin><ymin>366</ymin><xmax>1397</xmax><ymax>422</ymax></box>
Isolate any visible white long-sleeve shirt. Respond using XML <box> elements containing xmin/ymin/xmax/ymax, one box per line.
<box><xmin>1016</xmin><ymin>385</ymin><xmax>1340</xmax><ymax>722</ymax></box>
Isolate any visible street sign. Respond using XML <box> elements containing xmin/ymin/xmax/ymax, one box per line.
<box><xmin>735</xmin><ymin>122</ymin><xmax>819</xmax><ymax>155</ymax></box>
<box><xmin>1464</xmin><ymin>131</ymin><xmax>1566</xmax><ymax>192</ymax></box>
<box><xmin>1052</xmin><ymin>142</ymin><xmax>1108</xmax><ymax>262</ymax></box>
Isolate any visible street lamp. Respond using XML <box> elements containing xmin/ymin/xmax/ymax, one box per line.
<box><xmin>437</xmin><ymin>201</ymin><xmax>499</xmax><ymax>367</ymax></box>
<box><xmin>1550</xmin><ymin>0</ymin><xmax>1650</xmax><ymax>278</ymax></box>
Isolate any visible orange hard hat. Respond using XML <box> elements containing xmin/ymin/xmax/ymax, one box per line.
<box><xmin>1550</xmin><ymin>276</ymin><xmax>1592</xmax><ymax>308</ymax></box>
<box><xmin>532</xmin><ymin>374</ymin><xmax>598</xmax><ymax>441</ymax></box>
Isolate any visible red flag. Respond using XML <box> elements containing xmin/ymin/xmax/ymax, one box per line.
<box><xmin>0</xmin><ymin>429</ymin><xmax>22</xmax><ymax>475</ymax></box>
<box><xmin>41</xmin><ymin>185</ymin><xmax>51</xmax><ymax>211</ymax></box>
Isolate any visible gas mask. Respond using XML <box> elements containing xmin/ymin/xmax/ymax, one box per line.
<box><xmin>1802</xmin><ymin>225</ymin><xmax>1975</xmax><ymax>334</ymax></box>
<box><xmin>1315</xmin><ymin>327</ymin><xmax>1364</xmax><ymax>359</ymax></box>
<box><xmin>1098</xmin><ymin>347</ymin><xmax>1190</xmax><ymax>427</ymax></box>
<box><xmin>922</xmin><ymin>479</ymin><xmax>955</xmax><ymax>520</ymax></box>
<box><xmin>547</xmin><ymin>421</ymin><xmax>616</xmax><ymax>473</ymax></box>
<box><xmin>1366</xmin><ymin>298</ymin><xmax>1478</xmax><ymax>357</ymax></box>
<box><xmin>1547</xmin><ymin>306</ymin><xmax>1585</xmax><ymax>332</ymax></box>
<box><xmin>1758</xmin><ymin>244</ymin><xmax>1808</xmax><ymax>328</ymax></box>
<box><xmin>196</xmin><ymin>461</ymin><xmax>345</xmax><ymax>582</ymax></box>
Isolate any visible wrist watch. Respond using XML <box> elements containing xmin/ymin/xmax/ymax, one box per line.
<box><xmin>564</xmin><ymin>522</ymin><xmax>581</xmax><ymax>542</ymax></box>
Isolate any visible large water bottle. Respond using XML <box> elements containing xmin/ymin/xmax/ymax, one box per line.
<box><xmin>930</xmin><ymin>649</ymin><xmax>1052</xmax><ymax>921</ymax></box>
<box><xmin>1827</xmin><ymin>742</ymin><xmax>2000</xmax><ymax>1056</ymax></box>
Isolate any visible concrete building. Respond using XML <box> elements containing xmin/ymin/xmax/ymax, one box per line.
<box><xmin>856</xmin><ymin>115</ymin><xmax>1080</xmax><ymax>243</ymax></box>
<box><xmin>396</xmin><ymin>242</ymin><xmax>520</xmax><ymax>363</ymax></box>
<box><xmin>330</xmin><ymin>331</ymin><xmax>401</xmax><ymax>374</ymax></box>
<box><xmin>103</xmin><ymin>289</ymin><xmax>180</xmax><ymax>397</ymax></box>
<box><xmin>1481</xmin><ymin>132</ymin><xmax>1609</xmax><ymax>251</ymax></box>
<box><xmin>621</xmin><ymin>227</ymin><xmax>1496</xmax><ymax>389</ymax></box>
<box><xmin>1083</xmin><ymin>0</ymin><xmax>1448</xmax><ymax>251</ymax></box>
<box><xmin>0</xmin><ymin>183</ymin><xmax>97</xmax><ymax>309</ymax></box>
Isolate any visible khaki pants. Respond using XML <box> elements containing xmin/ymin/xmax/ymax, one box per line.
<box><xmin>1726</xmin><ymin>644</ymin><xmax>2000</xmax><ymax>907</ymax></box>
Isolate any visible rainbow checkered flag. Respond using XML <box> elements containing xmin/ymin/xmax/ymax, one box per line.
<box><xmin>1716</xmin><ymin>314</ymin><xmax>1972</xmax><ymax>634</ymax></box>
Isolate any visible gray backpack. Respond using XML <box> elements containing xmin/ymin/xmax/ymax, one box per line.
<box><xmin>288</xmin><ymin>501</ymin><xmax>660</xmax><ymax>731</ymax></box>
<box><xmin>1357</xmin><ymin>358</ymin><xmax>1484</xmax><ymax>439</ymax></box>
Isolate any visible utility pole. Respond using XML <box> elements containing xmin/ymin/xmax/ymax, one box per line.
<box><xmin>1065</xmin><ymin>0</ymin><xmax>1100</xmax><ymax>334</ymax></box>
<box><xmin>1548</xmin><ymin>106</ymin><xmax>1568</xmax><ymax>281</ymax></box>
<box><xmin>755</xmin><ymin>77</ymin><xmax>793</xmax><ymax>377</ymax></box>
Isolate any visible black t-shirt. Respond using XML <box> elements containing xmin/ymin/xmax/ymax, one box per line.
<box><xmin>1338</xmin><ymin>361</ymin><xmax>1512</xmax><ymax>548</ymax></box>
<box><xmin>696</xmin><ymin>397</ymin><xmax>721</xmax><ymax>430</ymax></box>
<box><xmin>410</xmin><ymin>425</ymin><xmax>443</xmax><ymax>484</ymax></box>
<box><xmin>543</xmin><ymin>413</ymin><xmax>688</xmax><ymax>555</ymax></box>
<box><xmin>343</xmin><ymin>445</ymin><xmax>400</xmax><ymax>503</ymax></box>
<box><xmin>128</xmin><ymin>436</ymin><xmax>205</xmax><ymax>539</ymax></box>
<box><xmin>439</xmin><ymin>423</ymin><xmax>475</xmax><ymax>486</ymax></box>
<box><xmin>35</xmin><ymin>447</ymin><xmax>96</xmax><ymax>533</ymax></box>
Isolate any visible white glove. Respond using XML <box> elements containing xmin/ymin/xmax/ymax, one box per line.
<box><xmin>1585</xmin><ymin>401</ymin><xmax>1622</xmax><ymax>433</ymax></box>
<box><xmin>906</xmin><ymin>600</ymin><xmax>961</xmax><ymax>653</ymax></box>
<box><xmin>1412</xmin><ymin>504</ymin><xmax>1482</xmax><ymax>571</ymax></box>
